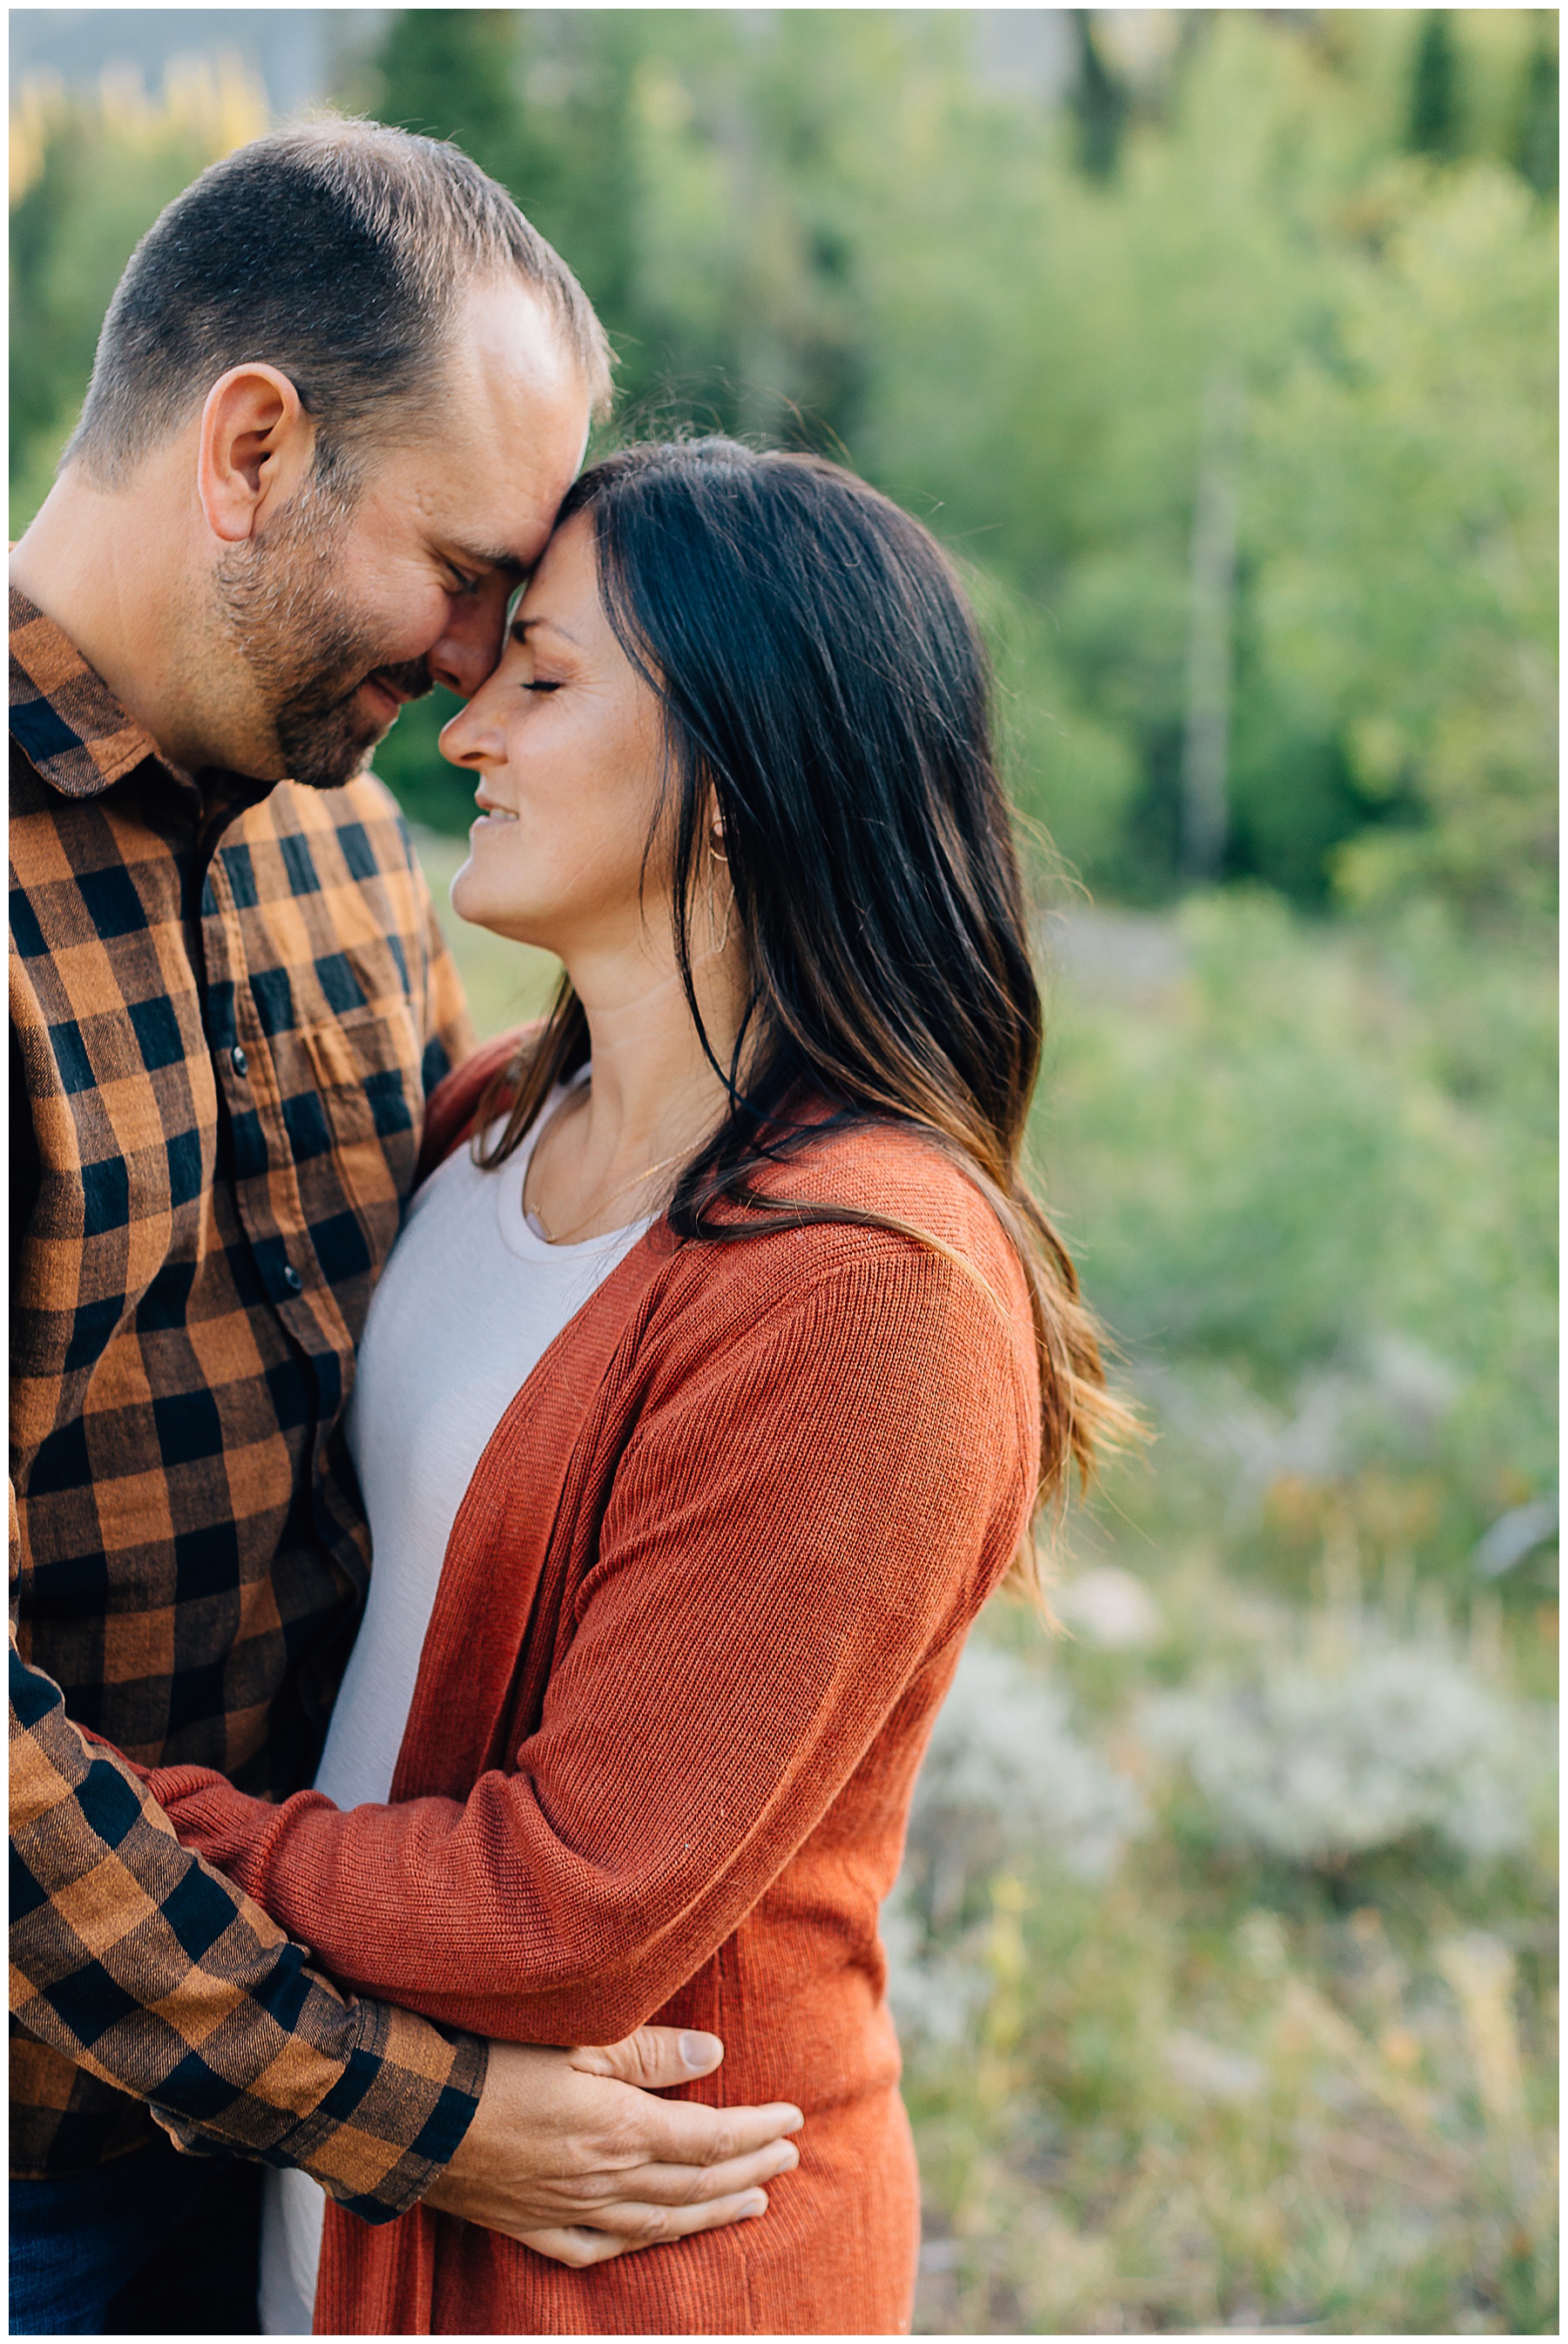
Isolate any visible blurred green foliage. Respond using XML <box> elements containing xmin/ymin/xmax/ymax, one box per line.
<box><xmin>9</xmin><ymin>58</ymin><xmax>268</xmax><ymax>525</ymax></box>
<box><xmin>1037</xmin><ymin>891</ymin><xmax>1555</xmax><ymax>1575</ymax></box>
<box><xmin>902</xmin><ymin>884</ymin><xmax>1558</xmax><ymax>2339</ymax></box>
<box><xmin>10</xmin><ymin>10</ymin><xmax>1558</xmax><ymax>916</ymax></box>
<box><xmin>902</xmin><ymin>1691</ymin><xmax>1558</xmax><ymax>2333</ymax></box>
<box><xmin>11</xmin><ymin>121</ymin><xmax>206</xmax><ymax>518</ymax></box>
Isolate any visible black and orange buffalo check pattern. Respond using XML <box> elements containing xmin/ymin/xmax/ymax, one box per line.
<box><xmin>10</xmin><ymin>592</ymin><xmax>486</xmax><ymax>2211</ymax></box>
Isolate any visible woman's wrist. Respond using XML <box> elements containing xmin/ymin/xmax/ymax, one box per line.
<box><xmin>144</xmin><ymin>1765</ymin><xmax>320</xmax><ymax>1902</ymax></box>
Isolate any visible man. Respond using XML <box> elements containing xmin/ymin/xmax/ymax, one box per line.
<box><xmin>10</xmin><ymin>119</ymin><xmax>799</xmax><ymax>2335</ymax></box>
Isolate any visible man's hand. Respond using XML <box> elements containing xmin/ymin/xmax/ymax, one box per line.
<box><xmin>422</xmin><ymin>2027</ymin><xmax>803</xmax><ymax>2269</ymax></box>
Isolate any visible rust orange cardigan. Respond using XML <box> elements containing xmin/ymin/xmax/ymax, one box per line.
<box><xmin>147</xmin><ymin>1044</ymin><xmax>1040</xmax><ymax>2335</ymax></box>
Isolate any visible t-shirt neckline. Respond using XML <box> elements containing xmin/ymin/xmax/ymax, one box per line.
<box><xmin>485</xmin><ymin>1069</ymin><xmax>656</xmax><ymax>1263</ymax></box>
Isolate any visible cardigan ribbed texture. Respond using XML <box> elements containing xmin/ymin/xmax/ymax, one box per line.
<box><xmin>151</xmin><ymin>1052</ymin><xmax>1041</xmax><ymax>2335</ymax></box>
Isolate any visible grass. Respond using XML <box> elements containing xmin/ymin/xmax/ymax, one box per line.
<box><xmin>902</xmin><ymin>1559</ymin><xmax>1557</xmax><ymax>2334</ymax></box>
<box><xmin>906</xmin><ymin>890</ymin><xmax>1556</xmax><ymax>2333</ymax></box>
<box><xmin>411</xmin><ymin>833</ymin><xmax>1557</xmax><ymax>2333</ymax></box>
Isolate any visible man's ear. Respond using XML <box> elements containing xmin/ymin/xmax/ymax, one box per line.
<box><xmin>197</xmin><ymin>364</ymin><xmax>315</xmax><ymax>545</ymax></box>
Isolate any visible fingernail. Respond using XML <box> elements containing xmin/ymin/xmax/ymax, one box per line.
<box><xmin>743</xmin><ymin>2192</ymin><xmax>767</xmax><ymax>2216</ymax></box>
<box><xmin>679</xmin><ymin>2029</ymin><xmax>723</xmax><ymax>2071</ymax></box>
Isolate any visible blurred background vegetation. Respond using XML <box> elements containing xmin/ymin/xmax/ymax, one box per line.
<box><xmin>11</xmin><ymin>10</ymin><xmax>1557</xmax><ymax>2331</ymax></box>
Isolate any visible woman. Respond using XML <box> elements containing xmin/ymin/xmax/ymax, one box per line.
<box><xmin>144</xmin><ymin>439</ymin><xmax>1124</xmax><ymax>2335</ymax></box>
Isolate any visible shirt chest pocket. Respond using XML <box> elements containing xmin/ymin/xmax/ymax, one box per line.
<box><xmin>270</xmin><ymin>1003</ymin><xmax>423</xmax><ymax>1291</ymax></box>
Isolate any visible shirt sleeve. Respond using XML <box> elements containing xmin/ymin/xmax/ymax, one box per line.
<box><xmin>141</xmin><ymin>1245</ymin><xmax>1035</xmax><ymax>2046</ymax></box>
<box><xmin>9</xmin><ymin>1611</ymin><xmax>485</xmax><ymax>2218</ymax></box>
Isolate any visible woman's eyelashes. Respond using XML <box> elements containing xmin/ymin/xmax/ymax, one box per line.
<box><xmin>522</xmin><ymin>678</ymin><xmax>564</xmax><ymax>695</ymax></box>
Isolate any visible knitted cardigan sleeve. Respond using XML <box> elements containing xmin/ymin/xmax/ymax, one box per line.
<box><xmin>145</xmin><ymin>1240</ymin><xmax>1036</xmax><ymax>2045</ymax></box>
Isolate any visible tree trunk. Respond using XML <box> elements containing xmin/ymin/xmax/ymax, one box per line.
<box><xmin>1180</xmin><ymin>364</ymin><xmax>1245</xmax><ymax>882</ymax></box>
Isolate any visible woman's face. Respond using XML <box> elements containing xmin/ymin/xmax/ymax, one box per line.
<box><xmin>442</xmin><ymin>512</ymin><xmax>670</xmax><ymax>958</ymax></box>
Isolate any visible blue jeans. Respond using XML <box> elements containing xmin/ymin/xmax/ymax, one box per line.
<box><xmin>10</xmin><ymin>2128</ymin><xmax>261</xmax><ymax>2334</ymax></box>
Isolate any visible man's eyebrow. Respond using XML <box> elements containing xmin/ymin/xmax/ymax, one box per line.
<box><xmin>449</xmin><ymin>545</ymin><xmax>526</xmax><ymax>575</ymax></box>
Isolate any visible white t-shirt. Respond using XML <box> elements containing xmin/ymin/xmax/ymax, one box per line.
<box><xmin>259</xmin><ymin>1076</ymin><xmax>650</xmax><ymax>2334</ymax></box>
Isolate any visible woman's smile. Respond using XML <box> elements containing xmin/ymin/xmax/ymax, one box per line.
<box><xmin>470</xmin><ymin>791</ymin><xmax>519</xmax><ymax>830</ymax></box>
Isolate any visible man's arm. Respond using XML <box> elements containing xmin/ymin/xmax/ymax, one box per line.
<box><xmin>10</xmin><ymin>1634</ymin><xmax>800</xmax><ymax>2257</ymax></box>
<box><xmin>10</xmin><ymin>1627</ymin><xmax>481</xmax><ymax>2218</ymax></box>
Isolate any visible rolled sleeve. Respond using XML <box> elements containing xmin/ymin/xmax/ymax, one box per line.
<box><xmin>10</xmin><ymin>1634</ymin><xmax>484</xmax><ymax>2219</ymax></box>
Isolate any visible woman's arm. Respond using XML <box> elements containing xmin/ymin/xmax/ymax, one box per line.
<box><xmin>151</xmin><ymin>1243</ymin><xmax>1033</xmax><ymax>2043</ymax></box>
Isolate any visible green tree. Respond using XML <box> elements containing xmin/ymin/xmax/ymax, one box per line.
<box><xmin>10</xmin><ymin>67</ymin><xmax>265</xmax><ymax>529</ymax></box>
<box><xmin>1408</xmin><ymin>10</ymin><xmax>1463</xmax><ymax>158</ymax></box>
<box><xmin>1515</xmin><ymin>17</ymin><xmax>1559</xmax><ymax>195</ymax></box>
<box><xmin>10</xmin><ymin>12</ymin><xmax>1556</xmax><ymax>918</ymax></box>
<box><xmin>1069</xmin><ymin>10</ymin><xmax>1131</xmax><ymax>181</ymax></box>
<box><xmin>369</xmin><ymin>8</ymin><xmax>524</xmax><ymax>182</ymax></box>
<box><xmin>1253</xmin><ymin>165</ymin><xmax>1557</xmax><ymax>920</ymax></box>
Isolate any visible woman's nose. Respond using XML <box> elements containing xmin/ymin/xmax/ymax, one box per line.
<box><xmin>438</xmin><ymin>688</ymin><xmax>504</xmax><ymax>769</ymax></box>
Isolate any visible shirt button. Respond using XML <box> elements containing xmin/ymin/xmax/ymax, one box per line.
<box><xmin>231</xmin><ymin>1045</ymin><xmax>248</xmax><ymax>1077</ymax></box>
<box><xmin>281</xmin><ymin>1264</ymin><xmax>303</xmax><ymax>1294</ymax></box>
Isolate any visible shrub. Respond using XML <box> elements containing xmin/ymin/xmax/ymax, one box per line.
<box><xmin>1141</xmin><ymin>1629</ymin><xmax>1550</xmax><ymax>1866</ymax></box>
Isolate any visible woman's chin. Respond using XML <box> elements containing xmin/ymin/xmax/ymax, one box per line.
<box><xmin>449</xmin><ymin>866</ymin><xmax>552</xmax><ymax>950</ymax></box>
<box><xmin>448</xmin><ymin>856</ymin><xmax>480</xmax><ymax>924</ymax></box>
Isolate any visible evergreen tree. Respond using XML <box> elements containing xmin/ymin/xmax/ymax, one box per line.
<box><xmin>370</xmin><ymin>9</ymin><xmax>524</xmax><ymax>186</ymax></box>
<box><xmin>1408</xmin><ymin>11</ymin><xmax>1461</xmax><ymax>159</ymax></box>
<box><xmin>1069</xmin><ymin>10</ymin><xmax>1129</xmax><ymax>181</ymax></box>
<box><xmin>1515</xmin><ymin>18</ymin><xmax>1558</xmax><ymax>198</ymax></box>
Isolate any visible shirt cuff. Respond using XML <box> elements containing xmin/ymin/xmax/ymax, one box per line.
<box><xmin>154</xmin><ymin>1997</ymin><xmax>488</xmax><ymax>2224</ymax></box>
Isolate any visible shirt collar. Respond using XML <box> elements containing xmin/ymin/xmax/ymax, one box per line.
<box><xmin>10</xmin><ymin>586</ymin><xmax>160</xmax><ymax>799</ymax></box>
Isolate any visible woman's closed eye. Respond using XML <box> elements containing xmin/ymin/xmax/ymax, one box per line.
<box><xmin>522</xmin><ymin>678</ymin><xmax>564</xmax><ymax>694</ymax></box>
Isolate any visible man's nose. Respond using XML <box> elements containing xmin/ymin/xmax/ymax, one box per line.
<box><xmin>428</xmin><ymin>572</ymin><xmax>514</xmax><ymax>698</ymax></box>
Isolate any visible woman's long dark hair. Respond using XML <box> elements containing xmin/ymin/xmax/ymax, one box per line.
<box><xmin>476</xmin><ymin>437</ymin><xmax>1132</xmax><ymax>1595</ymax></box>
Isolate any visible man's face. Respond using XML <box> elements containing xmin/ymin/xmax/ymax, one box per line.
<box><xmin>213</xmin><ymin>281</ymin><xmax>591</xmax><ymax>790</ymax></box>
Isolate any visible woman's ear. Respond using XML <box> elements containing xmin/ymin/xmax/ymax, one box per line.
<box><xmin>196</xmin><ymin>363</ymin><xmax>315</xmax><ymax>545</ymax></box>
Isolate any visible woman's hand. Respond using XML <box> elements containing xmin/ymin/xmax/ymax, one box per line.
<box><xmin>422</xmin><ymin>2029</ymin><xmax>802</xmax><ymax>2266</ymax></box>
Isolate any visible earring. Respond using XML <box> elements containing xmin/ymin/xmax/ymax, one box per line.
<box><xmin>705</xmin><ymin>825</ymin><xmax>733</xmax><ymax>953</ymax></box>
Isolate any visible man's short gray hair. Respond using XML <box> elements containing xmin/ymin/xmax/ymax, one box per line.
<box><xmin>66</xmin><ymin>117</ymin><xmax>612</xmax><ymax>484</ymax></box>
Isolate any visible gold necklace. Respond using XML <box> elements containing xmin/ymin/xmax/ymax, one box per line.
<box><xmin>524</xmin><ymin>1098</ymin><xmax>688</xmax><ymax>1246</ymax></box>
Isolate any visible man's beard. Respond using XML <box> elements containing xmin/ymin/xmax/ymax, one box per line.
<box><xmin>213</xmin><ymin>468</ymin><xmax>432</xmax><ymax>792</ymax></box>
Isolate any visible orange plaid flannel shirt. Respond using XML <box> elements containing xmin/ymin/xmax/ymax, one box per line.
<box><xmin>10</xmin><ymin>591</ymin><xmax>488</xmax><ymax>2215</ymax></box>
